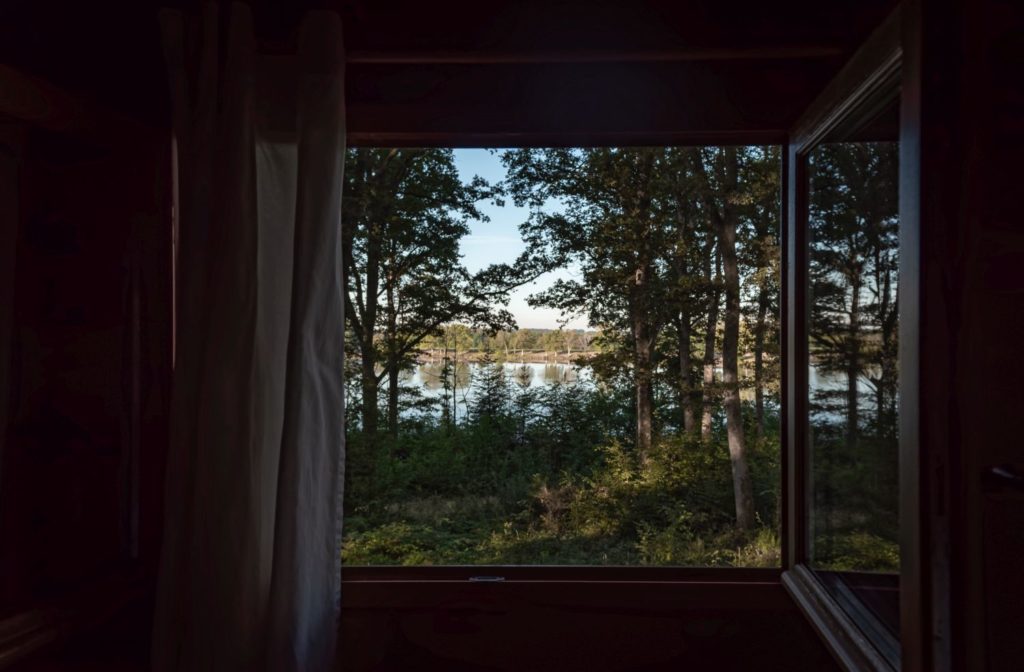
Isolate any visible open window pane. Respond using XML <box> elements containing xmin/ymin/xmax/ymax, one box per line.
<box><xmin>806</xmin><ymin>98</ymin><xmax>900</xmax><ymax>654</ymax></box>
<box><xmin>341</xmin><ymin>147</ymin><xmax>782</xmax><ymax>567</ymax></box>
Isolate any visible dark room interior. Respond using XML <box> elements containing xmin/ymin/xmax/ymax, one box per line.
<box><xmin>0</xmin><ymin>1</ymin><xmax>1022</xmax><ymax>670</ymax></box>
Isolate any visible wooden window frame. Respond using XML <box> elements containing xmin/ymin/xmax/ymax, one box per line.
<box><xmin>339</xmin><ymin>7</ymin><xmax>909</xmax><ymax>596</ymax></box>
<box><xmin>340</xmin><ymin>130</ymin><xmax>790</xmax><ymax>583</ymax></box>
<box><xmin>780</xmin><ymin>8</ymin><xmax>912</xmax><ymax>672</ymax></box>
<box><xmin>339</xmin><ymin>6</ymin><xmax>944</xmax><ymax>672</ymax></box>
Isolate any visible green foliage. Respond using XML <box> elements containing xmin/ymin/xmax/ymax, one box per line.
<box><xmin>343</xmin><ymin>383</ymin><xmax>787</xmax><ymax>568</ymax></box>
<box><xmin>420</xmin><ymin>327</ymin><xmax>598</xmax><ymax>356</ymax></box>
<box><xmin>469</xmin><ymin>352</ymin><xmax>511</xmax><ymax>422</ymax></box>
<box><xmin>549</xmin><ymin>434</ymin><xmax>781</xmax><ymax>566</ymax></box>
<box><xmin>814</xmin><ymin>532</ymin><xmax>900</xmax><ymax>572</ymax></box>
<box><xmin>342</xmin><ymin>148</ymin><xmax>540</xmax><ymax>437</ymax></box>
<box><xmin>341</xmin><ymin>145</ymin><xmax>898</xmax><ymax>574</ymax></box>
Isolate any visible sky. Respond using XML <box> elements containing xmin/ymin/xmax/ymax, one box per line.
<box><xmin>452</xmin><ymin>149</ymin><xmax>587</xmax><ymax>330</ymax></box>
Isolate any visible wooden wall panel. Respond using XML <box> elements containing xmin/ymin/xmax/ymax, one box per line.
<box><xmin>903</xmin><ymin>0</ymin><xmax>1024</xmax><ymax>669</ymax></box>
<box><xmin>338</xmin><ymin>580</ymin><xmax>839</xmax><ymax>672</ymax></box>
<box><xmin>0</xmin><ymin>73</ymin><xmax>172</xmax><ymax>625</ymax></box>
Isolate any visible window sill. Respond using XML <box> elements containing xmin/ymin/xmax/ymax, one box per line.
<box><xmin>342</xmin><ymin>565</ymin><xmax>781</xmax><ymax>583</ymax></box>
<box><xmin>340</xmin><ymin>566</ymin><xmax>787</xmax><ymax>613</ymax></box>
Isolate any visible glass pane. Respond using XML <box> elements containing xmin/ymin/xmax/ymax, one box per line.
<box><xmin>341</xmin><ymin>146</ymin><xmax>784</xmax><ymax>567</ymax></box>
<box><xmin>806</xmin><ymin>100</ymin><xmax>900</xmax><ymax>655</ymax></box>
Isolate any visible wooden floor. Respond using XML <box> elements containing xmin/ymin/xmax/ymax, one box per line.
<box><xmin>9</xmin><ymin>598</ymin><xmax>151</xmax><ymax>672</ymax></box>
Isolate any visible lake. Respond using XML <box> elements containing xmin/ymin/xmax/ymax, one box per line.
<box><xmin>394</xmin><ymin>359</ymin><xmax>872</xmax><ymax>420</ymax></box>
<box><xmin>399</xmin><ymin>361</ymin><xmax>589</xmax><ymax>419</ymax></box>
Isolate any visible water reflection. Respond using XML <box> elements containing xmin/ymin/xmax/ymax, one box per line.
<box><xmin>806</xmin><ymin>128</ymin><xmax>900</xmax><ymax>651</ymax></box>
<box><xmin>401</xmin><ymin>362</ymin><xmax>589</xmax><ymax>416</ymax></box>
<box><xmin>511</xmin><ymin>364</ymin><xmax>533</xmax><ymax>388</ymax></box>
<box><xmin>412</xmin><ymin>361</ymin><xmax>472</xmax><ymax>391</ymax></box>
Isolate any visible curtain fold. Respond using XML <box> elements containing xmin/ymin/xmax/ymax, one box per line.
<box><xmin>153</xmin><ymin>4</ymin><xmax>346</xmax><ymax>671</ymax></box>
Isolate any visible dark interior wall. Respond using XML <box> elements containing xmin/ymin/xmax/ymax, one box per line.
<box><xmin>0</xmin><ymin>46</ymin><xmax>846</xmax><ymax>672</ymax></box>
<box><xmin>0</xmin><ymin>0</ymin><xmax>904</xmax><ymax>145</ymax></box>
<box><xmin>338</xmin><ymin>579</ymin><xmax>840</xmax><ymax>672</ymax></box>
<box><xmin>0</xmin><ymin>2</ymin><xmax>926</xmax><ymax>670</ymax></box>
<box><xmin>11</xmin><ymin>580</ymin><xmax>840</xmax><ymax>672</ymax></box>
<box><xmin>0</xmin><ymin>116</ymin><xmax>172</xmax><ymax>616</ymax></box>
<box><xmin>0</xmin><ymin>124</ymin><xmax>22</xmax><ymax>541</ymax></box>
<box><xmin>0</xmin><ymin>1</ymin><xmax>169</xmax><ymax>126</ymax></box>
<box><xmin>908</xmin><ymin>0</ymin><xmax>1024</xmax><ymax>669</ymax></box>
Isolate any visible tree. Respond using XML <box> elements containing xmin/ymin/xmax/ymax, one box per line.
<box><xmin>737</xmin><ymin>147</ymin><xmax>782</xmax><ymax>440</ymax></box>
<box><xmin>565</xmin><ymin>330</ymin><xmax>587</xmax><ymax>355</ymax></box>
<box><xmin>541</xmin><ymin>330</ymin><xmax>566</xmax><ymax>355</ymax></box>
<box><xmin>807</xmin><ymin>141</ymin><xmax>899</xmax><ymax>556</ymax></box>
<box><xmin>492</xmin><ymin>330</ymin><xmax>514</xmax><ymax>358</ymax></box>
<box><xmin>658</xmin><ymin>147</ymin><xmax>707</xmax><ymax>435</ymax></box>
<box><xmin>343</xmin><ymin>148</ymin><xmax>533</xmax><ymax>440</ymax></box>
<box><xmin>470</xmin><ymin>351</ymin><xmax>511</xmax><ymax>422</ymax></box>
<box><xmin>808</xmin><ymin>142</ymin><xmax>898</xmax><ymax>448</ymax></box>
<box><xmin>503</xmin><ymin>148</ymin><xmax>677</xmax><ymax>460</ymax></box>
<box><xmin>695</xmin><ymin>147</ymin><xmax>755</xmax><ymax>530</ymax></box>
<box><xmin>700</xmin><ymin>245</ymin><xmax>722</xmax><ymax>438</ymax></box>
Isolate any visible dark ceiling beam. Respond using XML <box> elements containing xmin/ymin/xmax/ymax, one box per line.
<box><xmin>345</xmin><ymin>129</ymin><xmax>789</xmax><ymax>149</ymax></box>
<box><xmin>344</xmin><ymin>58</ymin><xmax>838</xmax><ymax>147</ymax></box>
<box><xmin>345</xmin><ymin>45</ymin><xmax>845</xmax><ymax>65</ymax></box>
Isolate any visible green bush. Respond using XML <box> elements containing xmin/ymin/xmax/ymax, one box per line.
<box><xmin>343</xmin><ymin>384</ymin><xmax>786</xmax><ymax>568</ymax></box>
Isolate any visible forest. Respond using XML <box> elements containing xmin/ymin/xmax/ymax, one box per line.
<box><xmin>340</xmin><ymin>145</ymin><xmax>898</xmax><ymax>570</ymax></box>
<box><xmin>416</xmin><ymin>327</ymin><xmax>599</xmax><ymax>360</ymax></box>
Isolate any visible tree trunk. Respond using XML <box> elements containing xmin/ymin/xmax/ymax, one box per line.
<box><xmin>846</xmin><ymin>275</ymin><xmax>861</xmax><ymax>453</ymax></box>
<box><xmin>630</xmin><ymin>151</ymin><xmax>658</xmax><ymax>462</ymax></box>
<box><xmin>451</xmin><ymin>336</ymin><xmax>458</xmax><ymax>425</ymax></box>
<box><xmin>678</xmin><ymin>314</ymin><xmax>697</xmax><ymax>434</ymax></box>
<box><xmin>360</xmin><ymin>232</ymin><xmax>380</xmax><ymax>438</ymax></box>
<box><xmin>440</xmin><ymin>344</ymin><xmax>452</xmax><ymax>430</ymax></box>
<box><xmin>701</xmin><ymin>250</ymin><xmax>721</xmax><ymax>439</ymax></box>
<box><xmin>360</xmin><ymin>354</ymin><xmax>378</xmax><ymax>438</ymax></box>
<box><xmin>386</xmin><ymin>362</ymin><xmax>399</xmax><ymax>439</ymax></box>
<box><xmin>672</xmin><ymin>200</ymin><xmax>697</xmax><ymax>436</ymax></box>
<box><xmin>753</xmin><ymin>281</ymin><xmax>770</xmax><ymax>440</ymax></box>
<box><xmin>719</xmin><ymin>147</ymin><xmax>754</xmax><ymax>530</ymax></box>
<box><xmin>634</xmin><ymin>311</ymin><xmax>655</xmax><ymax>462</ymax></box>
<box><xmin>385</xmin><ymin>272</ymin><xmax>400</xmax><ymax>438</ymax></box>
<box><xmin>878</xmin><ymin>266</ymin><xmax>898</xmax><ymax>440</ymax></box>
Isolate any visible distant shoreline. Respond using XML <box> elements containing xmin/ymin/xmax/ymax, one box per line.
<box><xmin>414</xmin><ymin>349</ymin><xmax>597</xmax><ymax>364</ymax></box>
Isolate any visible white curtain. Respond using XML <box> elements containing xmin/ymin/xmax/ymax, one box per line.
<box><xmin>153</xmin><ymin>4</ymin><xmax>346</xmax><ymax>670</ymax></box>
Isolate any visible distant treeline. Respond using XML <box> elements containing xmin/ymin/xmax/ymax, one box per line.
<box><xmin>417</xmin><ymin>326</ymin><xmax>600</xmax><ymax>357</ymax></box>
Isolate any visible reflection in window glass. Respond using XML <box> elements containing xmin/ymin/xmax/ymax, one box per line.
<box><xmin>807</xmin><ymin>138</ymin><xmax>900</xmax><ymax>642</ymax></box>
